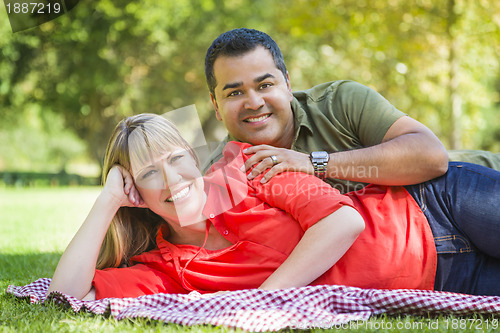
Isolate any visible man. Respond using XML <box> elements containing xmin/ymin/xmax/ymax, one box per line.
<box><xmin>203</xmin><ymin>28</ymin><xmax>499</xmax><ymax>193</ymax></box>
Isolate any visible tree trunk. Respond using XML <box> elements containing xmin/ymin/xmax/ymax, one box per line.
<box><xmin>447</xmin><ymin>0</ymin><xmax>462</xmax><ymax>150</ymax></box>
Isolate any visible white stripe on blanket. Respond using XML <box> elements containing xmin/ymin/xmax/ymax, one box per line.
<box><xmin>7</xmin><ymin>279</ymin><xmax>500</xmax><ymax>331</ymax></box>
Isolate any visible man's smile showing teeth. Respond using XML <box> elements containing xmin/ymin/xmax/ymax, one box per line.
<box><xmin>244</xmin><ymin>114</ymin><xmax>271</xmax><ymax>123</ymax></box>
<box><xmin>166</xmin><ymin>186</ymin><xmax>190</xmax><ymax>202</ymax></box>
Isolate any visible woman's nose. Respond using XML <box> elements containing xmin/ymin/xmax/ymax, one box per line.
<box><xmin>244</xmin><ymin>90</ymin><xmax>265</xmax><ymax>110</ymax></box>
<box><xmin>161</xmin><ymin>161</ymin><xmax>182</xmax><ymax>187</ymax></box>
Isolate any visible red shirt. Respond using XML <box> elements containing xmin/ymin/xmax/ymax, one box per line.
<box><xmin>92</xmin><ymin>142</ymin><xmax>436</xmax><ymax>299</ymax></box>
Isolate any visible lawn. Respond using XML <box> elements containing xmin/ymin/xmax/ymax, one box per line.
<box><xmin>0</xmin><ymin>187</ymin><xmax>209</xmax><ymax>332</ymax></box>
<box><xmin>0</xmin><ymin>187</ymin><xmax>495</xmax><ymax>332</ymax></box>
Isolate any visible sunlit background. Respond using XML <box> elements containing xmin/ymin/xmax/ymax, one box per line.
<box><xmin>1</xmin><ymin>0</ymin><xmax>499</xmax><ymax>186</ymax></box>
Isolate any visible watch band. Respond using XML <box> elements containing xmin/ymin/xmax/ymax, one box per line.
<box><xmin>310</xmin><ymin>151</ymin><xmax>330</xmax><ymax>180</ymax></box>
<box><xmin>314</xmin><ymin>161</ymin><xmax>327</xmax><ymax>180</ymax></box>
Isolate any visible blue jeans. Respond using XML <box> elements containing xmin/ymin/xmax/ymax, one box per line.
<box><xmin>405</xmin><ymin>162</ymin><xmax>500</xmax><ymax>296</ymax></box>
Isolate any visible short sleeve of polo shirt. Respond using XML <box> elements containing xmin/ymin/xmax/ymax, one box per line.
<box><xmin>335</xmin><ymin>81</ymin><xmax>406</xmax><ymax>146</ymax></box>
<box><xmin>251</xmin><ymin>171</ymin><xmax>357</xmax><ymax>231</ymax></box>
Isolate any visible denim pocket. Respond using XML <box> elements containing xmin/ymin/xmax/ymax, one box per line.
<box><xmin>434</xmin><ymin>235</ymin><xmax>473</xmax><ymax>254</ymax></box>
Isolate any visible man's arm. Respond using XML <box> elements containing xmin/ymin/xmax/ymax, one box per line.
<box><xmin>243</xmin><ymin>116</ymin><xmax>448</xmax><ymax>186</ymax></box>
<box><xmin>326</xmin><ymin>115</ymin><xmax>449</xmax><ymax>185</ymax></box>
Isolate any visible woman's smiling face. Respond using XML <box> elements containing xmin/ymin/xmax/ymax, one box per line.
<box><xmin>131</xmin><ymin>144</ymin><xmax>206</xmax><ymax>227</ymax></box>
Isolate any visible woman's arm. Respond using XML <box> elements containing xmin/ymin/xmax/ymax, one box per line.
<box><xmin>259</xmin><ymin>205</ymin><xmax>364</xmax><ymax>290</ymax></box>
<box><xmin>47</xmin><ymin>166</ymin><xmax>143</xmax><ymax>300</ymax></box>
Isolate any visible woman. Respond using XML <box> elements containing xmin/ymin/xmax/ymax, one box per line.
<box><xmin>48</xmin><ymin>113</ymin><xmax>500</xmax><ymax>300</ymax></box>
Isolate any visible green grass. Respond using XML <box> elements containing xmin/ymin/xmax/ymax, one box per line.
<box><xmin>0</xmin><ymin>187</ymin><xmax>497</xmax><ymax>332</ymax></box>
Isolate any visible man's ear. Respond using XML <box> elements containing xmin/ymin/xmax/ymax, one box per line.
<box><xmin>210</xmin><ymin>93</ymin><xmax>223</xmax><ymax>121</ymax></box>
<box><xmin>286</xmin><ymin>71</ymin><xmax>293</xmax><ymax>101</ymax></box>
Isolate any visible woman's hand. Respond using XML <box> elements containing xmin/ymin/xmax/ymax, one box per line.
<box><xmin>102</xmin><ymin>165</ymin><xmax>146</xmax><ymax>208</ymax></box>
<box><xmin>48</xmin><ymin>165</ymin><xmax>146</xmax><ymax>300</ymax></box>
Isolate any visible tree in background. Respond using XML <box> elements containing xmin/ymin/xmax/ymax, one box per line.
<box><xmin>0</xmin><ymin>0</ymin><xmax>498</xmax><ymax>176</ymax></box>
<box><xmin>272</xmin><ymin>0</ymin><xmax>500</xmax><ymax>150</ymax></box>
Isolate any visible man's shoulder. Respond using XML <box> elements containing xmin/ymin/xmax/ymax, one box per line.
<box><xmin>291</xmin><ymin>80</ymin><xmax>371</xmax><ymax>119</ymax></box>
<box><xmin>292</xmin><ymin>80</ymin><xmax>368</xmax><ymax>102</ymax></box>
<box><xmin>201</xmin><ymin>138</ymin><xmax>228</xmax><ymax>174</ymax></box>
<box><xmin>201</xmin><ymin>139</ymin><xmax>253</xmax><ymax>174</ymax></box>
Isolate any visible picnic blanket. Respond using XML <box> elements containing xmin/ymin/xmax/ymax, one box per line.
<box><xmin>7</xmin><ymin>279</ymin><xmax>500</xmax><ymax>331</ymax></box>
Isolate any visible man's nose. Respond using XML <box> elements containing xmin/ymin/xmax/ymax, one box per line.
<box><xmin>244</xmin><ymin>90</ymin><xmax>265</xmax><ymax>110</ymax></box>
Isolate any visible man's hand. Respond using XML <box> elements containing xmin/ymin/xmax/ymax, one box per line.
<box><xmin>241</xmin><ymin>145</ymin><xmax>314</xmax><ymax>184</ymax></box>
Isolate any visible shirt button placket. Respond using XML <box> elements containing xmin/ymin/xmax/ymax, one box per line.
<box><xmin>208</xmin><ymin>213</ymin><xmax>229</xmax><ymax>236</ymax></box>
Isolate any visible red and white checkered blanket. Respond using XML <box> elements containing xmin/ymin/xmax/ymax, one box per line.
<box><xmin>7</xmin><ymin>279</ymin><xmax>500</xmax><ymax>331</ymax></box>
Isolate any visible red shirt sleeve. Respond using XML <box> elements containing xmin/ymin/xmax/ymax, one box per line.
<box><xmin>92</xmin><ymin>262</ymin><xmax>185</xmax><ymax>299</ymax></box>
<box><xmin>251</xmin><ymin>171</ymin><xmax>357</xmax><ymax>230</ymax></box>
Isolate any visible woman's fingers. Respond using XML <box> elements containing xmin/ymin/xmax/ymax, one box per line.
<box><xmin>106</xmin><ymin>165</ymin><xmax>146</xmax><ymax>207</ymax></box>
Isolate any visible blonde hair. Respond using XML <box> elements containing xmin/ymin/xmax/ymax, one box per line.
<box><xmin>96</xmin><ymin>113</ymin><xmax>198</xmax><ymax>269</ymax></box>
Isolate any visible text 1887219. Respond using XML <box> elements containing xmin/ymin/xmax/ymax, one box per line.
<box><xmin>5</xmin><ymin>2</ymin><xmax>61</xmax><ymax>14</ymax></box>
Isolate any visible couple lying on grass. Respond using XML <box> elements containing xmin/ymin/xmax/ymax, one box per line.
<box><xmin>48</xmin><ymin>113</ymin><xmax>500</xmax><ymax>300</ymax></box>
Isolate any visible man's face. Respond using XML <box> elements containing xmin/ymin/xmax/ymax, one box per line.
<box><xmin>211</xmin><ymin>46</ymin><xmax>295</xmax><ymax>148</ymax></box>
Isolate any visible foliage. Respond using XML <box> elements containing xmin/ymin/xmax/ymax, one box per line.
<box><xmin>273</xmin><ymin>0</ymin><xmax>500</xmax><ymax>150</ymax></box>
<box><xmin>0</xmin><ymin>0</ymin><xmax>499</xmax><ymax>174</ymax></box>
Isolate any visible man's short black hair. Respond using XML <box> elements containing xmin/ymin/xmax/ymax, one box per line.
<box><xmin>205</xmin><ymin>28</ymin><xmax>287</xmax><ymax>96</ymax></box>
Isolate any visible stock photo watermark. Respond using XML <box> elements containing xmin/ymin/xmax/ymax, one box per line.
<box><xmin>4</xmin><ymin>0</ymin><xmax>79</xmax><ymax>32</ymax></box>
<box><xmin>290</xmin><ymin>317</ymin><xmax>500</xmax><ymax>330</ymax></box>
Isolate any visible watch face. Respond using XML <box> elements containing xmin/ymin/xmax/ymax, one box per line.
<box><xmin>311</xmin><ymin>151</ymin><xmax>329</xmax><ymax>160</ymax></box>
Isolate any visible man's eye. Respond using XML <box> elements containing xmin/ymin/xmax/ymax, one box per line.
<box><xmin>260</xmin><ymin>83</ymin><xmax>272</xmax><ymax>90</ymax></box>
<box><xmin>228</xmin><ymin>90</ymin><xmax>242</xmax><ymax>97</ymax></box>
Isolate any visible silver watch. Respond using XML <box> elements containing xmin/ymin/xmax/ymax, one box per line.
<box><xmin>310</xmin><ymin>151</ymin><xmax>330</xmax><ymax>180</ymax></box>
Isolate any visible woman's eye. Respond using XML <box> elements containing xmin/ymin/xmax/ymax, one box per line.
<box><xmin>141</xmin><ymin>169</ymin><xmax>157</xmax><ymax>180</ymax></box>
<box><xmin>171</xmin><ymin>154</ymin><xmax>184</xmax><ymax>163</ymax></box>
